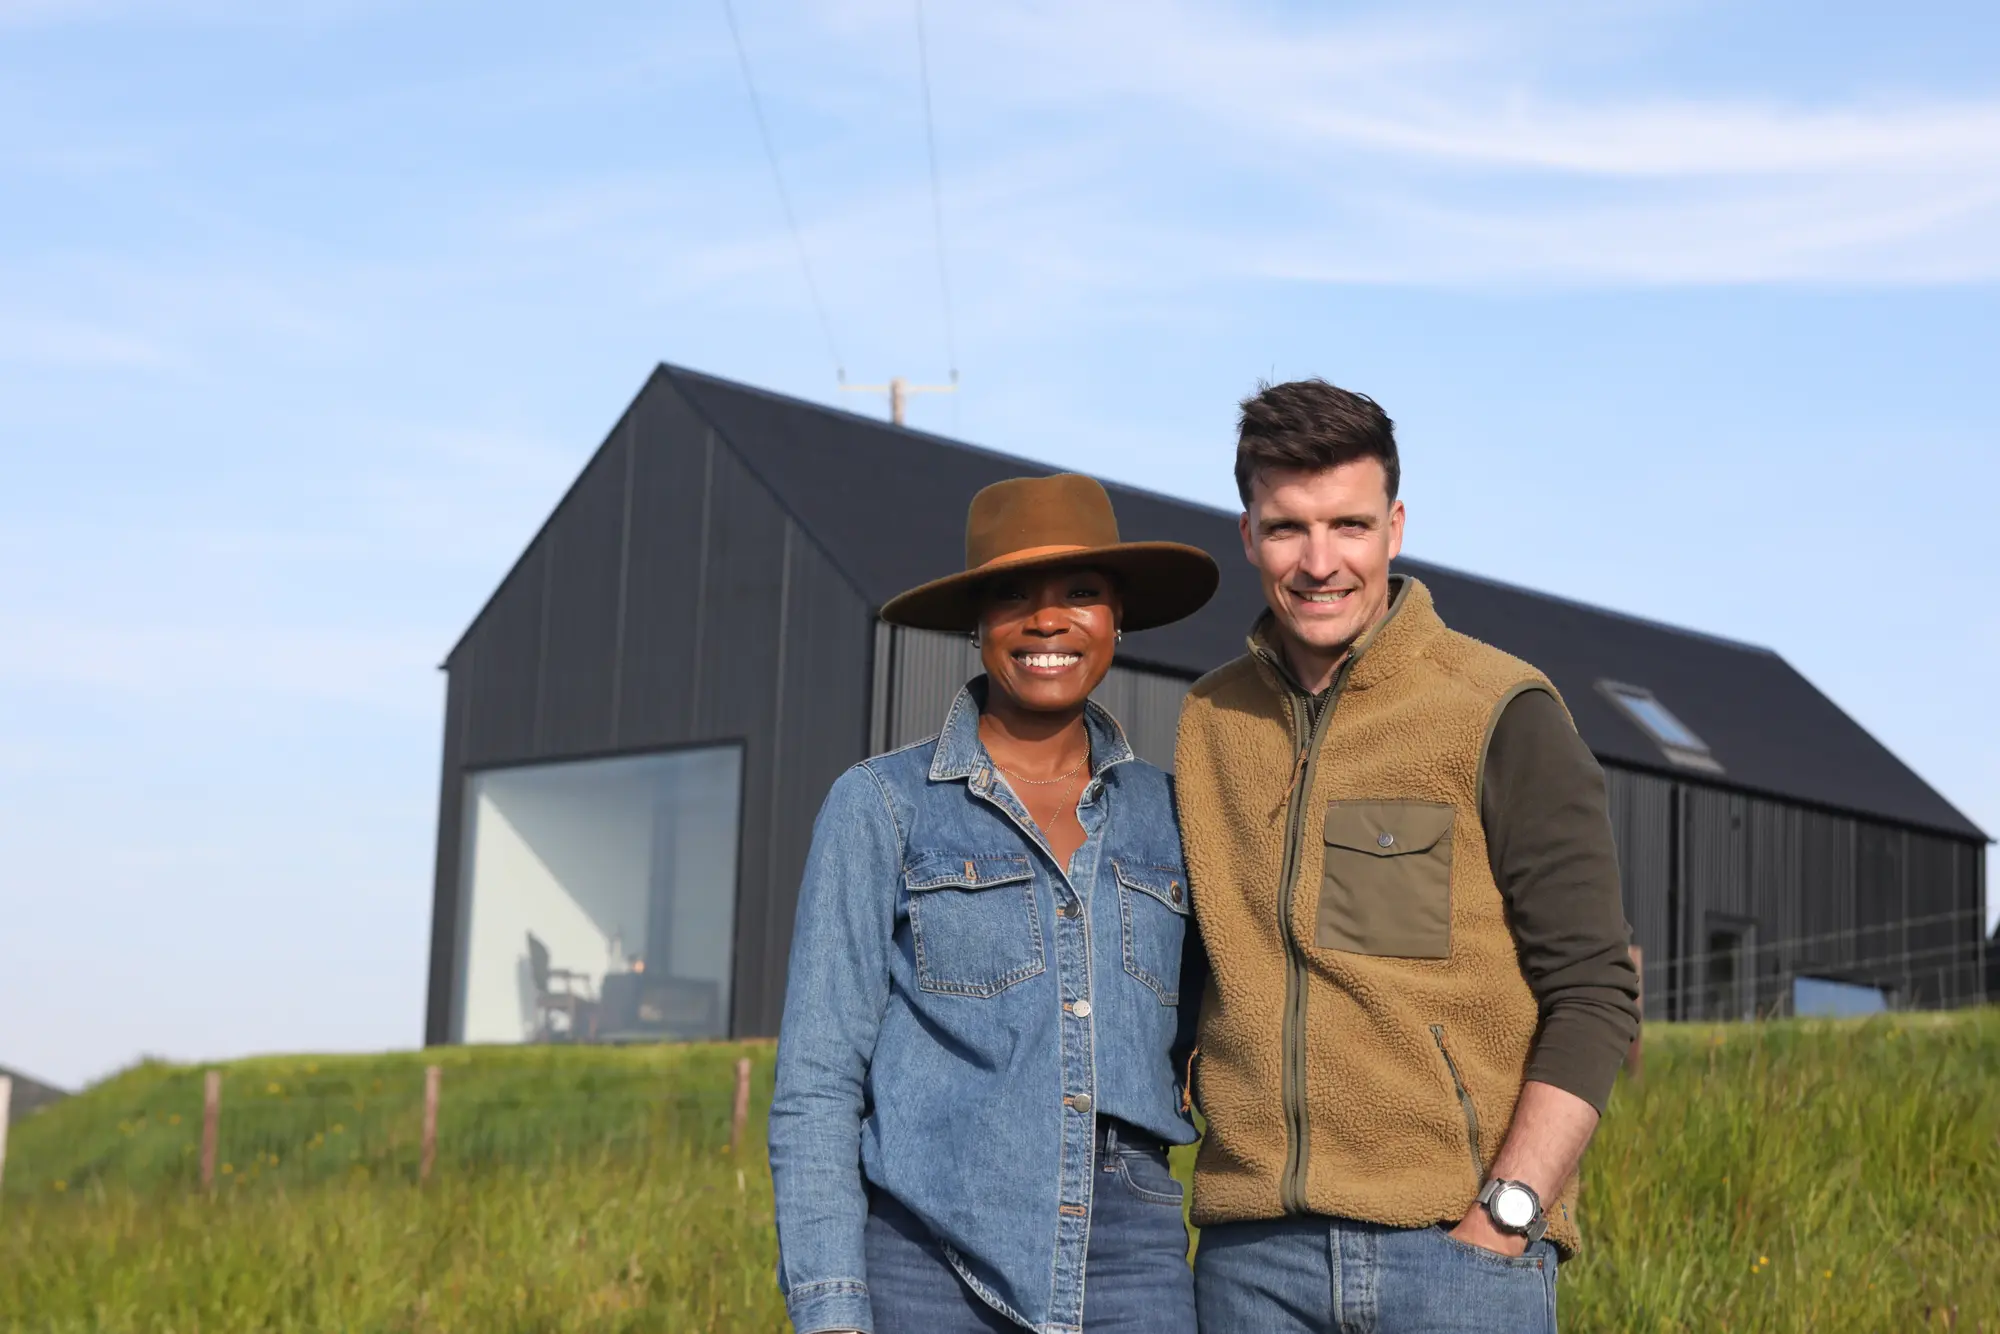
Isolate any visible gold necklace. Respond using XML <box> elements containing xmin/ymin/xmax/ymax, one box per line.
<box><xmin>992</xmin><ymin>749</ymin><xmax>1089</xmax><ymax>786</ymax></box>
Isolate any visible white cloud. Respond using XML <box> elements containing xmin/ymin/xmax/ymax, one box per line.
<box><xmin>794</xmin><ymin>0</ymin><xmax>2000</xmax><ymax>285</ymax></box>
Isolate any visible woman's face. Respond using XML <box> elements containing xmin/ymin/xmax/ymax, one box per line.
<box><xmin>977</xmin><ymin>564</ymin><xmax>1121</xmax><ymax>715</ymax></box>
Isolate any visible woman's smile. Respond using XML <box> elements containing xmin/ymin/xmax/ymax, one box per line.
<box><xmin>1014</xmin><ymin>649</ymin><xmax>1084</xmax><ymax>676</ymax></box>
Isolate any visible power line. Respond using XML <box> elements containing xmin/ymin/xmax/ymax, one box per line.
<box><xmin>913</xmin><ymin>0</ymin><xmax>958</xmax><ymax>390</ymax></box>
<box><xmin>720</xmin><ymin>0</ymin><xmax>845</xmax><ymax>380</ymax></box>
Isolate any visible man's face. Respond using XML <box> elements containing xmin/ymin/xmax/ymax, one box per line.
<box><xmin>1239</xmin><ymin>459</ymin><xmax>1405</xmax><ymax>675</ymax></box>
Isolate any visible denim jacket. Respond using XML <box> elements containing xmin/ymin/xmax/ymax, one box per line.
<box><xmin>769</xmin><ymin>680</ymin><xmax>1199</xmax><ymax>1334</ymax></box>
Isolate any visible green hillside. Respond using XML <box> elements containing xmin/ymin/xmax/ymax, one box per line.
<box><xmin>4</xmin><ymin>1013</ymin><xmax>1995</xmax><ymax>1332</ymax></box>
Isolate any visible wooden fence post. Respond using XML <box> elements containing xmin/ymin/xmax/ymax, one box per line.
<box><xmin>729</xmin><ymin>1057</ymin><xmax>752</xmax><ymax>1155</ymax></box>
<box><xmin>0</xmin><ymin>1075</ymin><xmax>13</xmax><ymax>1213</ymax></box>
<box><xmin>200</xmin><ymin>1070</ymin><xmax>221</xmax><ymax>1193</ymax></box>
<box><xmin>420</xmin><ymin>1064</ymin><xmax>441</xmax><ymax>1185</ymax></box>
<box><xmin>1625</xmin><ymin>945</ymin><xmax>1645</xmax><ymax>1083</ymax></box>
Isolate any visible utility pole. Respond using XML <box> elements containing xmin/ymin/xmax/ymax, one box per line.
<box><xmin>841</xmin><ymin>374</ymin><xmax>956</xmax><ymax>427</ymax></box>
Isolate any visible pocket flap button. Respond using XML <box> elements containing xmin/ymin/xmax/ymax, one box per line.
<box><xmin>1378</xmin><ymin>832</ymin><xmax>1396</xmax><ymax>848</ymax></box>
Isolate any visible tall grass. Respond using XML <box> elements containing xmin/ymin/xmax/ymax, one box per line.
<box><xmin>1565</xmin><ymin>1012</ymin><xmax>1999</xmax><ymax>1332</ymax></box>
<box><xmin>6</xmin><ymin>1150</ymin><xmax>785</xmax><ymax>1333</ymax></box>
<box><xmin>3</xmin><ymin>1014</ymin><xmax>1995</xmax><ymax>1332</ymax></box>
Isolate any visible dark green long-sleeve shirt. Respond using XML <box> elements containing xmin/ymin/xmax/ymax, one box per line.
<box><xmin>1479</xmin><ymin>687</ymin><xmax>1641</xmax><ymax>1113</ymax></box>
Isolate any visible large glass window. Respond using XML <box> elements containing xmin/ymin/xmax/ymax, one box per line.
<box><xmin>455</xmin><ymin>746</ymin><xmax>743</xmax><ymax>1044</ymax></box>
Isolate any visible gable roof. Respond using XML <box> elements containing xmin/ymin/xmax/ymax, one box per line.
<box><xmin>456</xmin><ymin>363</ymin><xmax>1984</xmax><ymax>842</ymax></box>
<box><xmin>654</xmin><ymin>365</ymin><xmax>1984</xmax><ymax>843</ymax></box>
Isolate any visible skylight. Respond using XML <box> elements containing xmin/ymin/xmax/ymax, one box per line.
<box><xmin>1597</xmin><ymin>681</ymin><xmax>1723</xmax><ymax>774</ymax></box>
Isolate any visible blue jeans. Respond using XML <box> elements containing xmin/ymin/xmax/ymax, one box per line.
<box><xmin>864</xmin><ymin>1120</ymin><xmax>1197</xmax><ymax>1334</ymax></box>
<box><xmin>1194</xmin><ymin>1215</ymin><xmax>1558</xmax><ymax>1334</ymax></box>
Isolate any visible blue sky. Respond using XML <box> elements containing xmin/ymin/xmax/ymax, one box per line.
<box><xmin>3</xmin><ymin>0</ymin><xmax>1995</xmax><ymax>1088</ymax></box>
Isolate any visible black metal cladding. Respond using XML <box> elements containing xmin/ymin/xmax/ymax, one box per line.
<box><xmin>536</xmin><ymin>430</ymin><xmax>627</xmax><ymax>754</ymax></box>
<box><xmin>1615</xmin><ymin>781</ymin><xmax>1986</xmax><ymax>1020</ymax></box>
<box><xmin>426</xmin><ymin>370</ymin><xmax>873</xmax><ymax>1044</ymax></box>
<box><xmin>430</xmin><ymin>364</ymin><xmax>1990</xmax><ymax>1043</ymax></box>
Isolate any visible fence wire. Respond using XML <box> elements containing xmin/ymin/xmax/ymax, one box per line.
<box><xmin>7</xmin><ymin>1063</ymin><xmax>764</xmax><ymax>1200</ymax></box>
<box><xmin>1636</xmin><ymin>906</ymin><xmax>1990</xmax><ymax>1020</ymax></box>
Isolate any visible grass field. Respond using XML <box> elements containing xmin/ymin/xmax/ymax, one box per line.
<box><xmin>4</xmin><ymin>1011</ymin><xmax>1996</xmax><ymax>1332</ymax></box>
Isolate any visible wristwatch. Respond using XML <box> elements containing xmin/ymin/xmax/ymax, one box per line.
<box><xmin>1477</xmin><ymin>1178</ymin><xmax>1547</xmax><ymax>1244</ymax></box>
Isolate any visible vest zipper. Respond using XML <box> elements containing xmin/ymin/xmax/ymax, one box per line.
<box><xmin>1273</xmin><ymin>662</ymin><xmax>1349</xmax><ymax>1214</ymax></box>
<box><xmin>1429</xmin><ymin>1024</ymin><xmax>1484</xmax><ymax>1180</ymax></box>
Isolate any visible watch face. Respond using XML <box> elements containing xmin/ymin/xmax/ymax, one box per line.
<box><xmin>1493</xmin><ymin>1184</ymin><xmax>1537</xmax><ymax>1230</ymax></box>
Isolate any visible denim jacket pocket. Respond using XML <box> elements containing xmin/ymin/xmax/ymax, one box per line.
<box><xmin>903</xmin><ymin>852</ymin><xmax>1045</xmax><ymax>997</ymax></box>
<box><xmin>1113</xmin><ymin>860</ymin><xmax>1189</xmax><ymax>1006</ymax></box>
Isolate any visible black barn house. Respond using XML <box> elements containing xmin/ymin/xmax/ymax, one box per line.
<box><xmin>424</xmin><ymin>365</ymin><xmax>1989</xmax><ymax>1047</ymax></box>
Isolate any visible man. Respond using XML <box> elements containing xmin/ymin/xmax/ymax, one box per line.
<box><xmin>1175</xmin><ymin>380</ymin><xmax>1641</xmax><ymax>1332</ymax></box>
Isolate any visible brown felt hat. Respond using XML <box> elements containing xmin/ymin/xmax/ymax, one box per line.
<box><xmin>879</xmin><ymin>473</ymin><xmax>1220</xmax><ymax>632</ymax></box>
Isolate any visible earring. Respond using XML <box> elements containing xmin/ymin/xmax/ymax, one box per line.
<box><xmin>968</xmin><ymin>629</ymin><xmax>980</xmax><ymax>646</ymax></box>
<box><xmin>1116</xmin><ymin>629</ymin><xmax>1124</xmax><ymax>643</ymax></box>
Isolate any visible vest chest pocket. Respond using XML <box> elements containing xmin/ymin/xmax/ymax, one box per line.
<box><xmin>1113</xmin><ymin>860</ymin><xmax>1189</xmax><ymax>1006</ymax></box>
<box><xmin>903</xmin><ymin>853</ymin><xmax>1044</xmax><ymax>997</ymax></box>
<box><xmin>1317</xmin><ymin>801</ymin><xmax>1455</xmax><ymax>958</ymax></box>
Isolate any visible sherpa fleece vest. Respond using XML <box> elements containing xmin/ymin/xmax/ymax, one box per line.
<box><xmin>1175</xmin><ymin>577</ymin><xmax>1585</xmax><ymax>1255</ymax></box>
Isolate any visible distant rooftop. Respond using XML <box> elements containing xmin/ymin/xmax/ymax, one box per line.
<box><xmin>0</xmin><ymin>1064</ymin><xmax>70</xmax><ymax>1118</ymax></box>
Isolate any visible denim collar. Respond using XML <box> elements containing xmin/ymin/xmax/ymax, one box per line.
<box><xmin>928</xmin><ymin>676</ymin><xmax>1136</xmax><ymax>785</ymax></box>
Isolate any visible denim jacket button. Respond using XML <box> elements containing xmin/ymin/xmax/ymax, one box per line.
<box><xmin>1071</xmin><ymin>998</ymin><xmax>1092</xmax><ymax>1018</ymax></box>
<box><xmin>1070</xmin><ymin>1093</ymin><xmax>1093</xmax><ymax>1114</ymax></box>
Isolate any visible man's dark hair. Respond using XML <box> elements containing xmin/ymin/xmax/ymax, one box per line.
<box><xmin>1234</xmin><ymin>378</ymin><xmax>1399</xmax><ymax>507</ymax></box>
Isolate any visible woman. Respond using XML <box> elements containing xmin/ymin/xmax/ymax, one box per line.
<box><xmin>769</xmin><ymin>474</ymin><xmax>1220</xmax><ymax>1334</ymax></box>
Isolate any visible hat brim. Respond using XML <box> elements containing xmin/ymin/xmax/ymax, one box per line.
<box><xmin>878</xmin><ymin>542</ymin><xmax>1221</xmax><ymax>633</ymax></box>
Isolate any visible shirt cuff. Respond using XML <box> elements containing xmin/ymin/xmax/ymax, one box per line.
<box><xmin>1525</xmin><ymin>992</ymin><xmax>1641</xmax><ymax>1114</ymax></box>
<box><xmin>784</xmin><ymin>1278</ymin><xmax>873</xmax><ymax>1334</ymax></box>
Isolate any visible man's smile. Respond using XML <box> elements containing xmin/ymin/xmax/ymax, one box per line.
<box><xmin>1290</xmin><ymin>587</ymin><xmax>1355</xmax><ymax>610</ymax></box>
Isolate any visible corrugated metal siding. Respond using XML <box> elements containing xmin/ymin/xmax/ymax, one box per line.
<box><xmin>1602</xmin><ymin>766</ymin><xmax>1674</xmax><ymax>1021</ymax></box>
<box><xmin>877</xmin><ymin>625</ymin><xmax>982</xmax><ymax>754</ymax></box>
<box><xmin>870</xmin><ymin>626</ymin><xmax>1193</xmax><ymax>770</ymax></box>
<box><xmin>537</xmin><ymin>429</ymin><xmax>628</xmax><ymax>754</ymax></box>
<box><xmin>684</xmin><ymin>443</ymin><xmax>790</xmax><ymax>1034</ymax></box>
<box><xmin>427</xmin><ymin>374</ymin><xmax>876</xmax><ymax>1043</ymax></box>
<box><xmin>1907</xmin><ymin>833</ymin><xmax>1975</xmax><ymax>1007</ymax></box>
<box><xmin>868</xmin><ymin>620</ymin><xmax>896</xmax><ymax>755</ymax></box>
<box><xmin>1602</xmin><ymin>761</ymin><xmax>1985</xmax><ymax>1019</ymax></box>
<box><xmin>746</xmin><ymin>519</ymin><xmax>874</xmax><ymax>1036</ymax></box>
<box><xmin>460</xmin><ymin>542</ymin><xmax>546</xmax><ymax>768</ymax></box>
<box><xmin>1091</xmin><ymin>668</ymin><xmax>1193</xmax><ymax>771</ymax></box>
<box><xmin>617</xmin><ymin>392</ymin><xmax>713</xmax><ymax>745</ymax></box>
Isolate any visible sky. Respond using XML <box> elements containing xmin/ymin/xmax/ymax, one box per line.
<box><xmin>2</xmin><ymin>0</ymin><xmax>1996</xmax><ymax>1089</ymax></box>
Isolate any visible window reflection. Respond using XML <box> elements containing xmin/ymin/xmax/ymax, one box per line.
<box><xmin>455</xmin><ymin>746</ymin><xmax>743</xmax><ymax>1043</ymax></box>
